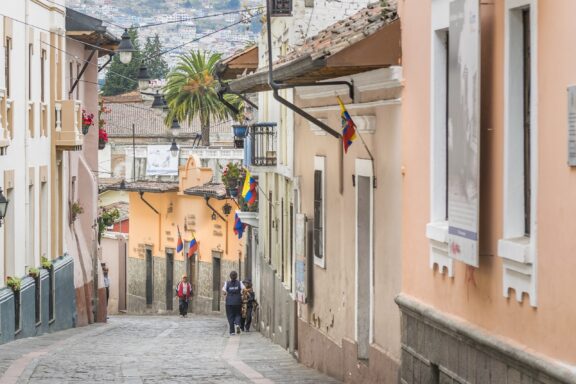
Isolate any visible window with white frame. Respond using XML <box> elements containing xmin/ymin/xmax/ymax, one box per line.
<box><xmin>313</xmin><ymin>156</ymin><xmax>325</xmax><ymax>268</ymax></box>
<box><xmin>426</xmin><ymin>0</ymin><xmax>453</xmax><ymax>277</ymax></box>
<box><xmin>499</xmin><ymin>0</ymin><xmax>537</xmax><ymax>307</ymax></box>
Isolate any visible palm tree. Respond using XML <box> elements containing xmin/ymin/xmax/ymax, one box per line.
<box><xmin>163</xmin><ymin>50</ymin><xmax>240</xmax><ymax>147</ymax></box>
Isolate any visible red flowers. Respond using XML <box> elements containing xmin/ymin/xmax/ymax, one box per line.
<box><xmin>98</xmin><ymin>128</ymin><xmax>109</xmax><ymax>143</ymax></box>
<box><xmin>82</xmin><ymin>110</ymin><xmax>94</xmax><ymax>127</ymax></box>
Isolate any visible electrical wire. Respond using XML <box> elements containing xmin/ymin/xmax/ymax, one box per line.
<box><xmin>42</xmin><ymin>0</ymin><xmax>262</xmax><ymax>31</ymax></box>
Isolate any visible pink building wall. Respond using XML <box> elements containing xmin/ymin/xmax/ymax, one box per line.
<box><xmin>400</xmin><ymin>0</ymin><xmax>576</xmax><ymax>366</ymax></box>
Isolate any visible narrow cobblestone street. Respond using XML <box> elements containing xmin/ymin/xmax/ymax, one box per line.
<box><xmin>0</xmin><ymin>315</ymin><xmax>340</xmax><ymax>384</ymax></box>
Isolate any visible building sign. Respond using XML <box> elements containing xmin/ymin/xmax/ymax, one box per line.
<box><xmin>448</xmin><ymin>0</ymin><xmax>481</xmax><ymax>267</ymax></box>
<box><xmin>295</xmin><ymin>213</ymin><xmax>307</xmax><ymax>303</ymax></box>
<box><xmin>146</xmin><ymin>145</ymin><xmax>178</xmax><ymax>176</ymax></box>
<box><xmin>271</xmin><ymin>0</ymin><xmax>292</xmax><ymax>17</ymax></box>
<box><xmin>568</xmin><ymin>86</ymin><xmax>576</xmax><ymax>166</ymax></box>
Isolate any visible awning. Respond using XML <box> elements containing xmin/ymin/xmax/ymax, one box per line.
<box><xmin>65</xmin><ymin>8</ymin><xmax>119</xmax><ymax>56</ymax></box>
<box><xmin>226</xmin><ymin>3</ymin><xmax>401</xmax><ymax>94</ymax></box>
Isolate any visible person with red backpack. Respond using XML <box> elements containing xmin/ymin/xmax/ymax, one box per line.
<box><xmin>176</xmin><ymin>275</ymin><xmax>192</xmax><ymax>317</ymax></box>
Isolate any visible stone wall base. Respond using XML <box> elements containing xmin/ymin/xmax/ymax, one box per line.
<box><xmin>297</xmin><ymin>318</ymin><xmax>400</xmax><ymax>384</ymax></box>
<box><xmin>396</xmin><ymin>294</ymin><xmax>576</xmax><ymax>384</ymax></box>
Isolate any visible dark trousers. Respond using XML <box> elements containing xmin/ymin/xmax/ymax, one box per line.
<box><xmin>226</xmin><ymin>304</ymin><xmax>242</xmax><ymax>333</ymax></box>
<box><xmin>179</xmin><ymin>298</ymin><xmax>189</xmax><ymax>316</ymax></box>
<box><xmin>241</xmin><ymin>306</ymin><xmax>253</xmax><ymax>331</ymax></box>
<box><xmin>105</xmin><ymin>287</ymin><xmax>109</xmax><ymax>304</ymax></box>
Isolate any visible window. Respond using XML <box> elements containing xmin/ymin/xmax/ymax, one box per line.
<box><xmin>313</xmin><ymin>156</ymin><xmax>325</xmax><ymax>268</ymax></box>
<box><xmin>41</xmin><ymin>49</ymin><xmax>46</xmax><ymax>102</ymax></box>
<box><xmin>5</xmin><ymin>37</ymin><xmax>11</xmax><ymax>98</ymax></box>
<box><xmin>499</xmin><ymin>0</ymin><xmax>537</xmax><ymax>307</ymax></box>
<box><xmin>28</xmin><ymin>44</ymin><xmax>33</xmax><ymax>99</ymax></box>
<box><xmin>76</xmin><ymin>63</ymin><xmax>81</xmax><ymax>99</ymax></box>
<box><xmin>426</xmin><ymin>0</ymin><xmax>453</xmax><ymax>276</ymax></box>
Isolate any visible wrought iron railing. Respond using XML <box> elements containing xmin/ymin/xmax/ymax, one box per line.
<box><xmin>250</xmin><ymin>122</ymin><xmax>277</xmax><ymax>166</ymax></box>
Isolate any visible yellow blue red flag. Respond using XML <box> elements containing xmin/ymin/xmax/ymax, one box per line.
<box><xmin>241</xmin><ymin>169</ymin><xmax>257</xmax><ymax>205</ymax></box>
<box><xmin>337</xmin><ymin>96</ymin><xmax>358</xmax><ymax>153</ymax></box>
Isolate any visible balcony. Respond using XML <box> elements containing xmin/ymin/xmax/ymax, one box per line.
<box><xmin>249</xmin><ymin>122</ymin><xmax>277</xmax><ymax>167</ymax></box>
<box><xmin>55</xmin><ymin>100</ymin><xmax>83</xmax><ymax>151</ymax></box>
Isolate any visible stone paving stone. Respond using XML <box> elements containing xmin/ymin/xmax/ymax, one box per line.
<box><xmin>0</xmin><ymin>314</ymin><xmax>340</xmax><ymax>384</ymax></box>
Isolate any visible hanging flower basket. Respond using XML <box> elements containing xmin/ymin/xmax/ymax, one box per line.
<box><xmin>98</xmin><ymin>139</ymin><xmax>106</xmax><ymax>150</ymax></box>
<box><xmin>82</xmin><ymin>110</ymin><xmax>94</xmax><ymax>135</ymax></box>
<box><xmin>98</xmin><ymin>128</ymin><xmax>108</xmax><ymax>150</ymax></box>
<box><xmin>233</xmin><ymin>124</ymin><xmax>249</xmax><ymax>139</ymax></box>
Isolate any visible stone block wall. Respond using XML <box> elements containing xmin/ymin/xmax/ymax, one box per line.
<box><xmin>396</xmin><ymin>294</ymin><xmax>576</xmax><ymax>384</ymax></box>
<box><xmin>0</xmin><ymin>256</ymin><xmax>76</xmax><ymax>346</ymax></box>
<box><xmin>127</xmin><ymin>256</ymin><xmax>184</xmax><ymax>314</ymax></box>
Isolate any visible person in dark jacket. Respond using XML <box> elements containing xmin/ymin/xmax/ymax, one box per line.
<box><xmin>240</xmin><ymin>279</ymin><xmax>257</xmax><ymax>332</ymax></box>
<box><xmin>222</xmin><ymin>271</ymin><xmax>245</xmax><ymax>335</ymax></box>
<box><xmin>176</xmin><ymin>275</ymin><xmax>192</xmax><ymax>317</ymax></box>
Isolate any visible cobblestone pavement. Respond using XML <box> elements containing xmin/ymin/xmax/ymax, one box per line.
<box><xmin>0</xmin><ymin>314</ymin><xmax>340</xmax><ymax>384</ymax></box>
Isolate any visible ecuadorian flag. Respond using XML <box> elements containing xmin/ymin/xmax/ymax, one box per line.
<box><xmin>176</xmin><ymin>226</ymin><xmax>184</xmax><ymax>253</ymax></box>
<box><xmin>337</xmin><ymin>96</ymin><xmax>358</xmax><ymax>153</ymax></box>
<box><xmin>187</xmin><ymin>234</ymin><xmax>198</xmax><ymax>258</ymax></box>
<box><xmin>241</xmin><ymin>169</ymin><xmax>257</xmax><ymax>206</ymax></box>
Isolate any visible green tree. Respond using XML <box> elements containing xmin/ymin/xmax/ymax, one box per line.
<box><xmin>163</xmin><ymin>50</ymin><xmax>241</xmax><ymax>147</ymax></box>
<box><xmin>143</xmin><ymin>34</ymin><xmax>169</xmax><ymax>80</ymax></box>
<box><xmin>101</xmin><ymin>28</ymin><xmax>142</xmax><ymax>96</ymax></box>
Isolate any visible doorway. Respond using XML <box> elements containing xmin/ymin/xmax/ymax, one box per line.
<box><xmin>145</xmin><ymin>248</ymin><xmax>153</xmax><ymax>306</ymax></box>
<box><xmin>165</xmin><ymin>249</ymin><xmax>174</xmax><ymax>310</ymax></box>
<box><xmin>356</xmin><ymin>160</ymin><xmax>373</xmax><ymax>360</ymax></box>
<box><xmin>212</xmin><ymin>252</ymin><xmax>222</xmax><ymax>311</ymax></box>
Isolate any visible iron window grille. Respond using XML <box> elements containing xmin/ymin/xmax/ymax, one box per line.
<box><xmin>250</xmin><ymin>122</ymin><xmax>277</xmax><ymax>166</ymax></box>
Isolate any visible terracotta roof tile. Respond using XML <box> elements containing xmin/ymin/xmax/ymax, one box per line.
<box><xmin>277</xmin><ymin>1</ymin><xmax>398</xmax><ymax>65</ymax></box>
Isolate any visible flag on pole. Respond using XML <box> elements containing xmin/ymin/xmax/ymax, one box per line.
<box><xmin>188</xmin><ymin>234</ymin><xmax>198</xmax><ymax>258</ymax></box>
<box><xmin>234</xmin><ymin>213</ymin><xmax>247</xmax><ymax>239</ymax></box>
<box><xmin>241</xmin><ymin>169</ymin><xmax>257</xmax><ymax>206</ymax></box>
<box><xmin>337</xmin><ymin>96</ymin><xmax>358</xmax><ymax>153</ymax></box>
<box><xmin>176</xmin><ymin>226</ymin><xmax>184</xmax><ymax>253</ymax></box>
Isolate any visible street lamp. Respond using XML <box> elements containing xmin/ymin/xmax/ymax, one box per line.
<box><xmin>117</xmin><ymin>29</ymin><xmax>136</xmax><ymax>64</ymax></box>
<box><xmin>170</xmin><ymin>116</ymin><xmax>181</xmax><ymax>137</ymax></box>
<box><xmin>169</xmin><ymin>138</ymin><xmax>179</xmax><ymax>158</ymax></box>
<box><xmin>0</xmin><ymin>188</ymin><xmax>8</xmax><ymax>227</ymax></box>
<box><xmin>137</xmin><ymin>65</ymin><xmax>150</xmax><ymax>91</ymax></box>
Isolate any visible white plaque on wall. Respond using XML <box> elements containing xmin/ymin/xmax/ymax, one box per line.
<box><xmin>447</xmin><ymin>0</ymin><xmax>481</xmax><ymax>267</ymax></box>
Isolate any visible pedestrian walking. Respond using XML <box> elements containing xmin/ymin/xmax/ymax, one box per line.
<box><xmin>222</xmin><ymin>271</ymin><xmax>245</xmax><ymax>335</ymax></box>
<box><xmin>102</xmin><ymin>266</ymin><xmax>110</xmax><ymax>305</ymax></box>
<box><xmin>240</xmin><ymin>279</ymin><xmax>257</xmax><ymax>332</ymax></box>
<box><xmin>176</xmin><ymin>274</ymin><xmax>192</xmax><ymax>317</ymax></box>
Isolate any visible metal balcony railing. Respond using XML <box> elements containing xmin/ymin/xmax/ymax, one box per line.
<box><xmin>250</xmin><ymin>122</ymin><xmax>277</xmax><ymax>166</ymax></box>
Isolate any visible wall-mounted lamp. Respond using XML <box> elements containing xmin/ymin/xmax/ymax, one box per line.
<box><xmin>222</xmin><ymin>202</ymin><xmax>232</xmax><ymax>216</ymax></box>
<box><xmin>0</xmin><ymin>188</ymin><xmax>9</xmax><ymax>227</ymax></box>
<box><xmin>211</xmin><ymin>212</ymin><xmax>217</xmax><ymax>221</ymax></box>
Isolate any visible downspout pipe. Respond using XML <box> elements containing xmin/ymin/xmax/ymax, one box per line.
<box><xmin>139</xmin><ymin>191</ymin><xmax>161</xmax><ymax>250</ymax></box>
<box><xmin>204</xmin><ymin>196</ymin><xmax>229</xmax><ymax>254</ymax></box>
<box><xmin>266</xmin><ymin>0</ymin><xmax>341</xmax><ymax>139</ymax></box>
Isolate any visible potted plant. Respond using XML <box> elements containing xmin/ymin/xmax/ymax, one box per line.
<box><xmin>41</xmin><ymin>256</ymin><xmax>52</xmax><ymax>270</ymax></box>
<box><xmin>28</xmin><ymin>267</ymin><xmax>40</xmax><ymax>278</ymax></box>
<box><xmin>6</xmin><ymin>276</ymin><xmax>21</xmax><ymax>292</ymax></box>
<box><xmin>98</xmin><ymin>99</ymin><xmax>110</xmax><ymax>149</ymax></box>
<box><xmin>97</xmin><ymin>207</ymin><xmax>120</xmax><ymax>244</ymax></box>
<box><xmin>221</xmin><ymin>162</ymin><xmax>241</xmax><ymax>197</ymax></box>
<box><xmin>70</xmin><ymin>201</ymin><xmax>84</xmax><ymax>222</ymax></box>
<box><xmin>232</xmin><ymin>124</ymin><xmax>249</xmax><ymax>139</ymax></box>
<box><xmin>81</xmin><ymin>110</ymin><xmax>94</xmax><ymax>135</ymax></box>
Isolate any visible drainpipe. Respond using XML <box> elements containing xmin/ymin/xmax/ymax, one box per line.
<box><xmin>139</xmin><ymin>192</ymin><xmax>161</xmax><ymax>252</ymax></box>
<box><xmin>204</xmin><ymin>196</ymin><xmax>228</xmax><ymax>254</ymax></box>
<box><xmin>265</xmin><ymin>0</ymin><xmax>341</xmax><ymax>139</ymax></box>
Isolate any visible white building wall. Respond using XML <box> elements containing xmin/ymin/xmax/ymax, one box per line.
<box><xmin>0</xmin><ymin>0</ymin><xmax>65</xmax><ymax>286</ymax></box>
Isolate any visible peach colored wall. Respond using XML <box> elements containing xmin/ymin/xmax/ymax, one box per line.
<box><xmin>400</xmin><ymin>0</ymin><xmax>576</xmax><ymax>364</ymax></box>
<box><xmin>294</xmin><ymin>71</ymin><xmax>402</xmax><ymax>362</ymax></box>
<box><xmin>128</xmin><ymin>191</ymin><xmax>243</xmax><ymax>265</ymax></box>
